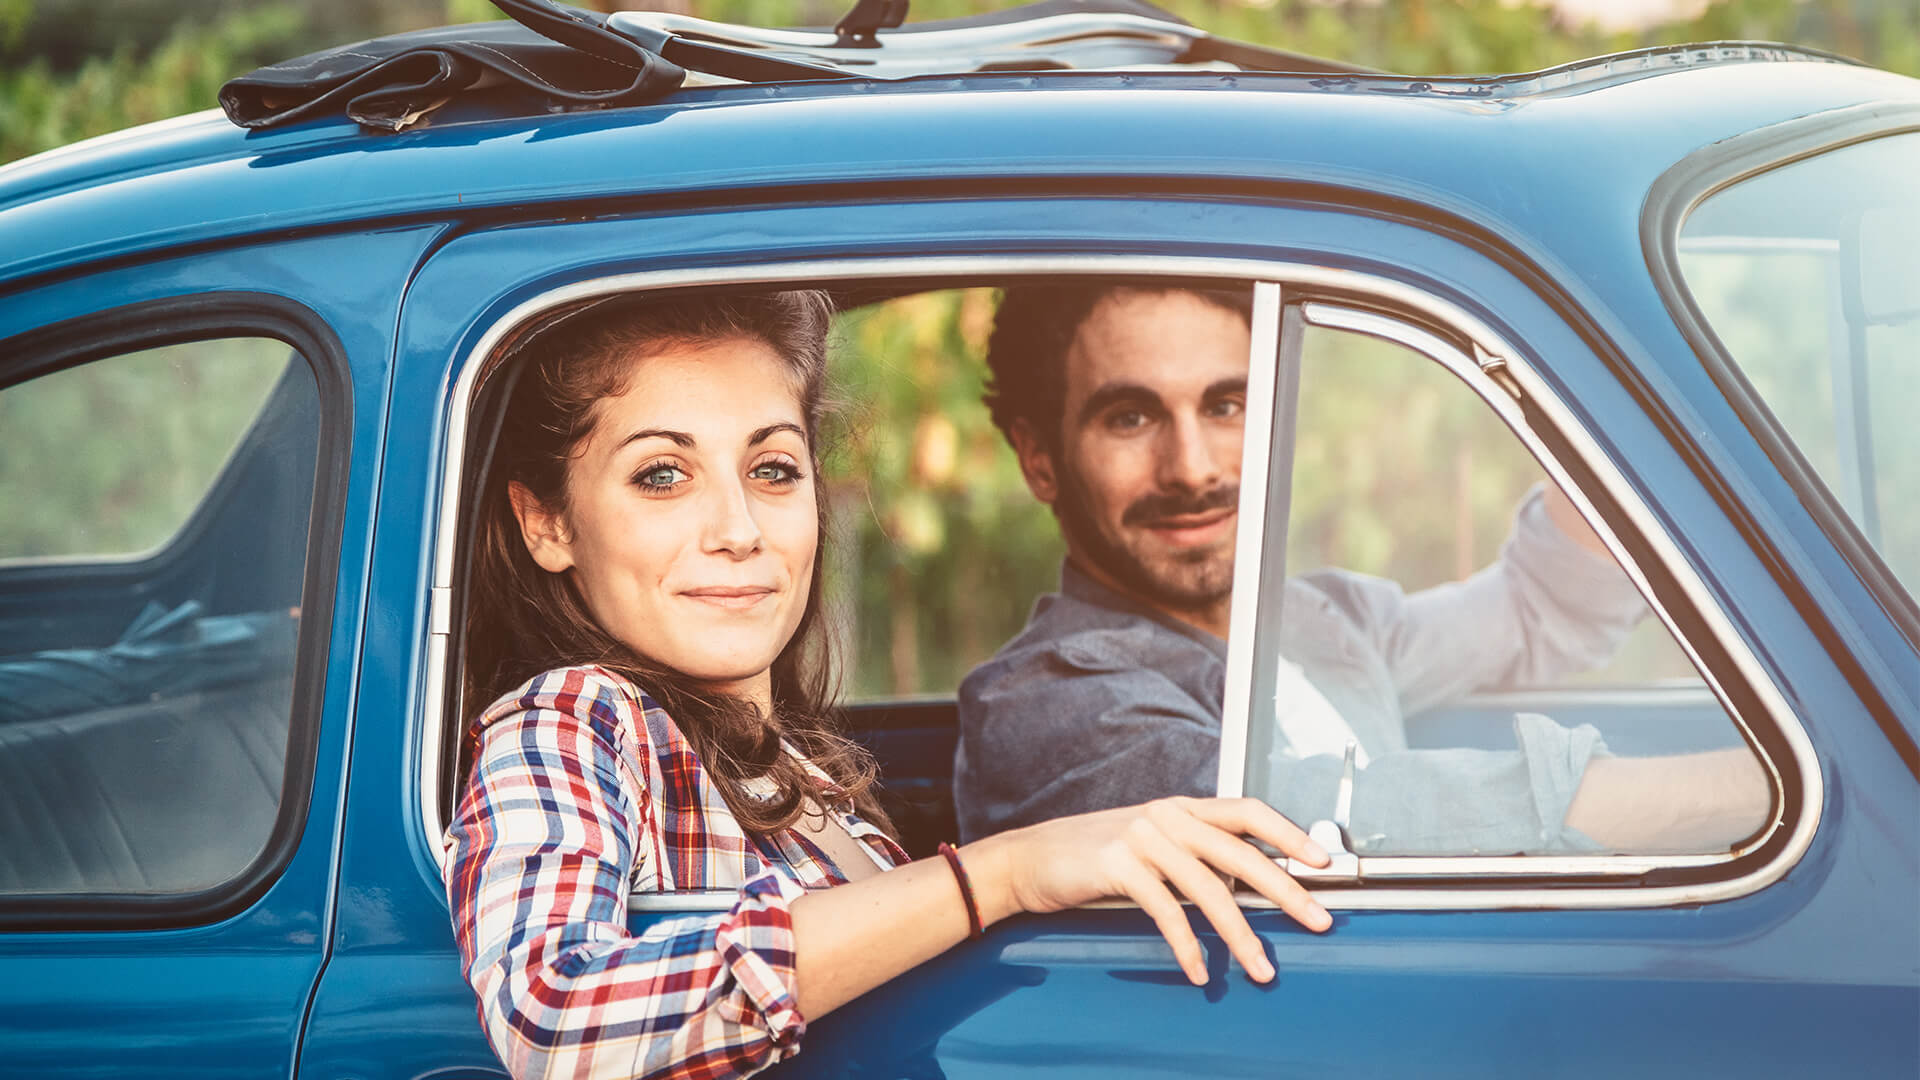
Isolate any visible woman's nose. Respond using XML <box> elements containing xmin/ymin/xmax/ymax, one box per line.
<box><xmin>702</xmin><ymin>479</ymin><xmax>764</xmax><ymax>557</ymax></box>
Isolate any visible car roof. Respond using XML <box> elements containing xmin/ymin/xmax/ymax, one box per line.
<box><xmin>3</xmin><ymin>43</ymin><xmax>1916</xmax><ymax>286</ymax></box>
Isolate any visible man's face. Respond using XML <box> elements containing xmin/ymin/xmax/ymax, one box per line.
<box><xmin>1028</xmin><ymin>288</ymin><xmax>1250</xmax><ymax>617</ymax></box>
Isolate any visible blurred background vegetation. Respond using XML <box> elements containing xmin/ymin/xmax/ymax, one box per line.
<box><xmin>4</xmin><ymin>0</ymin><xmax>1914</xmax><ymax>696</ymax></box>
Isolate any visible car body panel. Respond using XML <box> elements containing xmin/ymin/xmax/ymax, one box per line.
<box><xmin>0</xmin><ymin>225</ymin><xmax>440</xmax><ymax>1077</ymax></box>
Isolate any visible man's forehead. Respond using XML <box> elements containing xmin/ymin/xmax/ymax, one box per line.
<box><xmin>1063</xmin><ymin>289</ymin><xmax>1252</xmax><ymax>402</ymax></box>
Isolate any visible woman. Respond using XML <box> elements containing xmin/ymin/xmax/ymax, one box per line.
<box><xmin>447</xmin><ymin>290</ymin><xmax>1331</xmax><ymax>1080</ymax></box>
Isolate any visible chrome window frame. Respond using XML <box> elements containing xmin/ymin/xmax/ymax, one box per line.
<box><xmin>417</xmin><ymin>254</ymin><xmax>1821</xmax><ymax>914</ymax></box>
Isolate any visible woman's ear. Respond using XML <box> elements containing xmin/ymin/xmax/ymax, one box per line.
<box><xmin>508</xmin><ymin>481</ymin><xmax>576</xmax><ymax>574</ymax></box>
<box><xmin>1008</xmin><ymin>418</ymin><xmax>1059</xmax><ymax>505</ymax></box>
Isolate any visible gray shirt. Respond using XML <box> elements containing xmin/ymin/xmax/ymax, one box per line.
<box><xmin>953</xmin><ymin>489</ymin><xmax>1649</xmax><ymax>854</ymax></box>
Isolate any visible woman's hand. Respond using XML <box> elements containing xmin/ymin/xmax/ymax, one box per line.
<box><xmin>962</xmin><ymin>797</ymin><xmax>1333</xmax><ymax>985</ymax></box>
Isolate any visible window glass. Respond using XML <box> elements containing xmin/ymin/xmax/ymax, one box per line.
<box><xmin>0</xmin><ymin>339</ymin><xmax>287</xmax><ymax>560</ymax></box>
<box><xmin>1242</xmin><ymin>322</ymin><xmax>1769</xmax><ymax>858</ymax></box>
<box><xmin>0</xmin><ymin>337</ymin><xmax>317</xmax><ymax>896</ymax></box>
<box><xmin>1677</xmin><ymin>131</ymin><xmax>1920</xmax><ymax>600</ymax></box>
<box><xmin>826</xmin><ymin>289</ymin><xmax>1063</xmax><ymax>700</ymax></box>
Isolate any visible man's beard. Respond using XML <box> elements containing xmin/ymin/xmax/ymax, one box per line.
<box><xmin>1053</xmin><ymin>456</ymin><xmax>1238</xmax><ymax>616</ymax></box>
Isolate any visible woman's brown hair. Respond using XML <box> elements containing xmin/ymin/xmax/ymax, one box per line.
<box><xmin>464</xmin><ymin>289</ymin><xmax>891</xmax><ymax>838</ymax></box>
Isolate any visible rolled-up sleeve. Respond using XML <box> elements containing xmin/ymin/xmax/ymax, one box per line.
<box><xmin>1323</xmin><ymin>486</ymin><xmax>1648</xmax><ymax>719</ymax></box>
<box><xmin>445</xmin><ymin>684</ymin><xmax>807</xmax><ymax>1080</ymax></box>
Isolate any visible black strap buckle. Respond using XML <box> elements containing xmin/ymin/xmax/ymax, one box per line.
<box><xmin>834</xmin><ymin>0</ymin><xmax>909</xmax><ymax>48</ymax></box>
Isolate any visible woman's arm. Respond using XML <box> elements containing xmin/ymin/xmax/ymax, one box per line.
<box><xmin>453</xmin><ymin>675</ymin><xmax>1332</xmax><ymax>1079</ymax></box>
<box><xmin>792</xmin><ymin>797</ymin><xmax>1333</xmax><ymax>1017</ymax></box>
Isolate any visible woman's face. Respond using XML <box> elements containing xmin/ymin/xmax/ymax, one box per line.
<box><xmin>512</xmin><ymin>335</ymin><xmax>817</xmax><ymax>704</ymax></box>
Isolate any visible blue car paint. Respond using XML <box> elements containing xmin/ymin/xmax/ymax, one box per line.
<box><xmin>0</xmin><ymin>224</ymin><xmax>443</xmax><ymax>1078</ymax></box>
<box><xmin>0</xmin><ymin>48</ymin><xmax>1914</xmax><ymax>1078</ymax></box>
<box><xmin>1</xmin><ymin>60</ymin><xmax>1912</xmax><ymax>284</ymax></box>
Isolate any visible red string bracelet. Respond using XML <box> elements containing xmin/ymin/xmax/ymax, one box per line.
<box><xmin>936</xmin><ymin>841</ymin><xmax>984</xmax><ymax>940</ymax></box>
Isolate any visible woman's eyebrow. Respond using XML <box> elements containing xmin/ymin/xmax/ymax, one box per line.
<box><xmin>618</xmin><ymin>428</ymin><xmax>694</xmax><ymax>450</ymax></box>
<box><xmin>749</xmin><ymin>422</ymin><xmax>806</xmax><ymax>446</ymax></box>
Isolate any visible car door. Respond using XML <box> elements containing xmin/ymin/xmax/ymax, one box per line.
<box><xmin>299</xmin><ymin>174</ymin><xmax>1915</xmax><ymax>1077</ymax></box>
<box><xmin>0</xmin><ymin>225</ymin><xmax>435</xmax><ymax>1078</ymax></box>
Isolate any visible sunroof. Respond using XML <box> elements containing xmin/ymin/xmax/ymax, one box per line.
<box><xmin>219</xmin><ymin>0</ymin><xmax>1845</xmax><ymax>135</ymax></box>
<box><xmin>218</xmin><ymin>0</ymin><xmax>1368</xmax><ymax>133</ymax></box>
<box><xmin>610</xmin><ymin>0</ymin><xmax>1373</xmax><ymax>81</ymax></box>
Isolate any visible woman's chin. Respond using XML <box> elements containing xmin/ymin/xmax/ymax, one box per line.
<box><xmin>652</xmin><ymin>636</ymin><xmax>785</xmax><ymax>688</ymax></box>
<box><xmin>613</xmin><ymin>601</ymin><xmax>800</xmax><ymax>690</ymax></box>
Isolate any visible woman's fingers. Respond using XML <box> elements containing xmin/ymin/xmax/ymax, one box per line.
<box><xmin>1153</xmin><ymin>800</ymin><xmax>1333</xmax><ymax>934</ymax></box>
<box><xmin>1128</xmin><ymin>811</ymin><xmax>1276</xmax><ymax>982</ymax></box>
<box><xmin>1111</xmin><ymin>858</ymin><xmax>1208</xmax><ymax>985</ymax></box>
<box><xmin>1187</xmin><ymin>797</ymin><xmax>1329</xmax><ymax>867</ymax></box>
<box><xmin>1012</xmin><ymin>797</ymin><xmax>1334</xmax><ymax>984</ymax></box>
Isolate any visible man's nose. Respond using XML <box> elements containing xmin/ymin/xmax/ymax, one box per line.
<box><xmin>1159</xmin><ymin>413</ymin><xmax>1224</xmax><ymax>492</ymax></box>
<box><xmin>702</xmin><ymin>478</ymin><xmax>764</xmax><ymax>558</ymax></box>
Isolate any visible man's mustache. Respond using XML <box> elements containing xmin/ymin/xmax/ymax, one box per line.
<box><xmin>1122</xmin><ymin>485</ymin><xmax>1239</xmax><ymax>526</ymax></box>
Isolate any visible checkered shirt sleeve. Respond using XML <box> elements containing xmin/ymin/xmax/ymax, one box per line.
<box><xmin>446</xmin><ymin>671</ymin><xmax>809</xmax><ymax>1080</ymax></box>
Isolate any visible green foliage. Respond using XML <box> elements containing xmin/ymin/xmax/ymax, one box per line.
<box><xmin>0</xmin><ymin>0</ymin><xmax>30</xmax><ymax>50</ymax></box>
<box><xmin>445</xmin><ymin>0</ymin><xmax>510</xmax><ymax>22</ymax></box>
<box><xmin>824</xmin><ymin>291</ymin><xmax>1065</xmax><ymax>696</ymax></box>
<box><xmin>0</xmin><ymin>4</ymin><xmax>308</xmax><ymax>163</ymax></box>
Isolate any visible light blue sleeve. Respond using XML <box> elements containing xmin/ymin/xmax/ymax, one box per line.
<box><xmin>1319</xmin><ymin>485</ymin><xmax>1650</xmax><ymax>719</ymax></box>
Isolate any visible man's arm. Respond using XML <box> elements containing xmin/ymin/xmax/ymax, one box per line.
<box><xmin>1261</xmin><ymin>713</ymin><xmax>1768</xmax><ymax>856</ymax></box>
<box><xmin>1566</xmin><ymin>747</ymin><xmax>1772</xmax><ymax>852</ymax></box>
<box><xmin>1323</xmin><ymin>484</ymin><xmax>1649</xmax><ymax>718</ymax></box>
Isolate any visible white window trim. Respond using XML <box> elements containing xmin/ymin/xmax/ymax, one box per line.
<box><xmin>415</xmin><ymin>253</ymin><xmax>1821</xmax><ymax>914</ymax></box>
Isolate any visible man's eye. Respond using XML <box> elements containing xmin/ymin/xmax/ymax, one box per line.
<box><xmin>1207</xmin><ymin>398</ymin><xmax>1245</xmax><ymax>420</ymax></box>
<box><xmin>634</xmin><ymin>464</ymin><xmax>688</xmax><ymax>489</ymax></box>
<box><xmin>1107</xmin><ymin>409</ymin><xmax>1148</xmax><ymax>431</ymax></box>
<box><xmin>750</xmin><ymin>461</ymin><xmax>804</xmax><ymax>485</ymax></box>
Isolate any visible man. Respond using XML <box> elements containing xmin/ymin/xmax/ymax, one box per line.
<box><xmin>953</xmin><ymin>283</ymin><xmax>1767</xmax><ymax>855</ymax></box>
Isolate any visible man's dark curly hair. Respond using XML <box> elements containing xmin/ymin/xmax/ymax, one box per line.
<box><xmin>982</xmin><ymin>282</ymin><xmax>1254</xmax><ymax>451</ymax></box>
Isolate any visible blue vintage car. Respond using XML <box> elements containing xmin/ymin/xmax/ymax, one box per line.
<box><xmin>1</xmin><ymin>1</ymin><xmax>1915</xmax><ymax>1076</ymax></box>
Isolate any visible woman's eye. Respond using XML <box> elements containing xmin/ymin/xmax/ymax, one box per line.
<box><xmin>634</xmin><ymin>464</ymin><xmax>688</xmax><ymax>490</ymax></box>
<box><xmin>750</xmin><ymin>461</ymin><xmax>804</xmax><ymax>485</ymax></box>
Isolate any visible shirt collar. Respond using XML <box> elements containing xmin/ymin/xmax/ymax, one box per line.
<box><xmin>1058</xmin><ymin>558</ymin><xmax>1230</xmax><ymax>660</ymax></box>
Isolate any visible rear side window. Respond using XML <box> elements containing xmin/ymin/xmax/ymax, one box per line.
<box><xmin>0</xmin><ymin>333</ymin><xmax>321</xmax><ymax>902</ymax></box>
<box><xmin>1675</xmin><ymin>131</ymin><xmax>1920</xmax><ymax>607</ymax></box>
<box><xmin>0</xmin><ymin>339</ymin><xmax>288</xmax><ymax>560</ymax></box>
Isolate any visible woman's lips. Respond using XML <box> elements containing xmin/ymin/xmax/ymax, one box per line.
<box><xmin>681</xmin><ymin>586</ymin><xmax>776</xmax><ymax>610</ymax></box>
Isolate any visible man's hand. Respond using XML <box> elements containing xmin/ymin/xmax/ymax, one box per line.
<box><xmin>1541</xmin><ymin>483</ymin><xmax>1613</xmax><ymax>559</ymax></box>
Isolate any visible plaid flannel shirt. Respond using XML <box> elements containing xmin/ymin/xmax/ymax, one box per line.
<box><xmin>446</xmin><ymin>665</ymin><xmax>907</xmax><ymax>1080</ymax></box>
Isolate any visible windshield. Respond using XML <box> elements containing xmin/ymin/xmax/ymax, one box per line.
<box><xmin>1677</xmin><ymin>131</ymin><xmax>1920</xmax><ymax>604</ymax></box>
